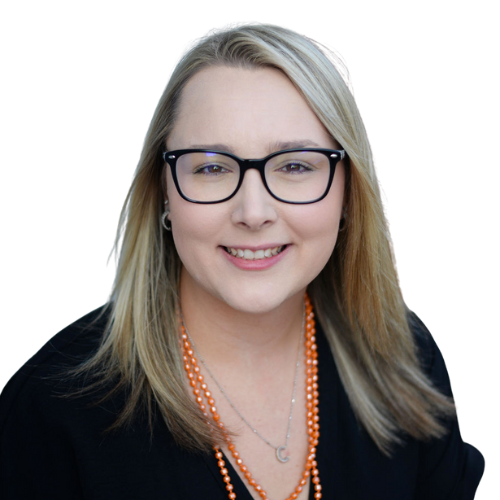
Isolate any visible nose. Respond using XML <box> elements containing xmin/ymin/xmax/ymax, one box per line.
<box><xmin>230</xmin><ymin>168</ymin><xmax>278</xmax><ymax>230</ymax></box>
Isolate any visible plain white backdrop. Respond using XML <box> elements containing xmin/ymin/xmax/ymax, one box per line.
<box><xmin>1</xmin><ymin>1</ymin><xmax>498</xmax><ymax>497</ymax></box>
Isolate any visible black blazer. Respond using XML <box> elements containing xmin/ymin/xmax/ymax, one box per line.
<box><xmin>0</xmin><ymin>307</ymin><xmax>484</xmax><ymax>499</ymax></box>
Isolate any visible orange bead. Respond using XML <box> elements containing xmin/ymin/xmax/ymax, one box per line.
<box><xmin>226</xmin><ymin>484</ymin><xmax>233</xmax><ymax>491</ymax></box>
<box><xmin>229</xmin><ymin>493</ymin><xmax>236</xmax><ymax>499</ymax></box>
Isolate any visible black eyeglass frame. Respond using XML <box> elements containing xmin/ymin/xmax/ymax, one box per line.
<box><xmin>162</xmin><ymin>148</ymin><xmax>346</xmax><ymax>205</ymax></box>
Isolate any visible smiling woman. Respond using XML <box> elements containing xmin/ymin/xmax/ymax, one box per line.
<box><xmin>166</xmin><ymin>66</ymin><xmax>345</xmax><ymax>314</ymax></box>
<box><xmin>0</xmin><ymin>24</ymin><xmax>484</xmax><ymax>500</ymax></box>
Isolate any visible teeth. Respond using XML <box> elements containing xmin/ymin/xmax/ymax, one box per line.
<box><xmin>243</xmin><ymin>249</ymin><xmax>254</xmax><ymax>260</ymax></box>
<box><xmin>226</xmin><ymin>245</ymin><xmax>285</xmax><ymax>260</ymax></box>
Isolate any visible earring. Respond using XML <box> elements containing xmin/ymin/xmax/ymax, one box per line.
<box><xmin>338</xmin><ymin>207</ymin><xmax>348</xmax><ymax>232</ymax></box>
<box><xmin>161</xmin><ymin>200</ymin><xmax>171</xmax><ymax>231</ymax></box>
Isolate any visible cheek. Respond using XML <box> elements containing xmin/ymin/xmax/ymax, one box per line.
<box><xmin>165</xmin><ymin>169</ymin><xmax>212</xmax><ymax>258</ymax></box>
<box><xmin>295</xmin><ymin>204</ymin><xmax>341</xmax><ymax>259</ymax></box>
<box><xmin>297</xmin><ymin>166</ymin><xmax>345</xmax><ymax>259</ymax></box>
<box><xmin>168</xmin><ymin>199</ymin><xmax>227</xmax><ymax>277</ymax></box>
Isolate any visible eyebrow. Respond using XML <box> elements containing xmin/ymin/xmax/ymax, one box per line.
<box><xmin>187</xmin><ymin>140</ymin><xmax>323</xmax><ymax>157</ymax></box>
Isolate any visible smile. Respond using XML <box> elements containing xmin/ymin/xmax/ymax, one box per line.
<box><xmin>224</xmin><ymin>245</ymin><xmax>287</xmax><ymax>260</ymax></box>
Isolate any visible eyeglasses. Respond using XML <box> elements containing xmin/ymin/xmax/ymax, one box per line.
<box><xmin>163</xmin><ymin>148</ymin><xmax>345</xmax><ymax>204</ymax></box>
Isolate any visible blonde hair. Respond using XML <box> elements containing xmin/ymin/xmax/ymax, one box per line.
<box><xmin>69</xmin><ymin>24</ymin><xmax>455</xmax><ymax>456</ymax></box>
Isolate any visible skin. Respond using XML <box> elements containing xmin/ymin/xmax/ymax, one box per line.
<box><xmin>165</xmin><ymin>66</ymin><xmax>345</xmax><ymax>500</ymax></box>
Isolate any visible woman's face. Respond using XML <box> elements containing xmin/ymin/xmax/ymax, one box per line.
<box><xmin>166</xmin><ymin>66</ymin><xmax>345</xmax><ymax>314</ymax></box>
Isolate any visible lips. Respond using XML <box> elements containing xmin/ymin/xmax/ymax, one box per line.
<box><xmin>224</xmin><ymin>245</ymin><xmax>286</xmax><ymax>260</ymax></box>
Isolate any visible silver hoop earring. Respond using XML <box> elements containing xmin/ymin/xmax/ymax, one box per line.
<box><xmin>161</xmin><ymin>200</ymin><xmax>171</xmax><ymax>231</ymax></box>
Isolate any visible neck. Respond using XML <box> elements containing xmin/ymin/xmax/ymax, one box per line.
<box><xmin>179</xmin><ymin>268</ymin><xmax>305</xmax><ymax>369</ymax></box>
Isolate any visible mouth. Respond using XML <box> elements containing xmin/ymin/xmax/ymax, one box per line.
<box><xmin>223</xmin><ymin>245</ymin><xmax>288</xmax><ymax>261</ymax></box>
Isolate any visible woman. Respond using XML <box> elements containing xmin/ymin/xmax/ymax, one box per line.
<box><xmin>0</xmin><ymin>24</ymin><xmax>484</xmax><ymax>499</ymax></box>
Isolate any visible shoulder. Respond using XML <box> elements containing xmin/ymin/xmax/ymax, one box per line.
<box><xmin>407</xmin><ymin>310</ymin><xmax>452</xmax><ymax>396</ymax></box>
<box><xmin>0</xmin><ymin>305</ymin><xmax>110</xmax><ymax>431</ymax></box>
<box><xmin>406</xmin><ymin>310</ymin><xmax>485</xmax><ymax>498</ymax></box>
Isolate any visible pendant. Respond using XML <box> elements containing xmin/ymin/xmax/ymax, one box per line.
<box><xmin>276</xmin><ymin>445</ymin><xmax>290</xmax><ymax>463</ymax></box>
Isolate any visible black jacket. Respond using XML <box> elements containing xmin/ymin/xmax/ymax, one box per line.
<box><xmin>0</xmin><ymin>307</ymin><xmax>484</xmax><ymax>499</ymax></box>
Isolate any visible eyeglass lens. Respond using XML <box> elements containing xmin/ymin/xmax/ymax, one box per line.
<box><xmin>175</xmin><ymin>151</ymin><xmax>331</xmax><ymax>202</ymax></box>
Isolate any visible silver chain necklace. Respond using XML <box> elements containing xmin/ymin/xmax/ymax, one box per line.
<box><xmin>182</xmin><ymin>307</ymin><xmax>304</xmax><ymax>463</ymax></box>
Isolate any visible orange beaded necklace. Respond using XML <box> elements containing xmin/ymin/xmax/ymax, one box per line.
<box><xmin>181</xmin><ymin>293</ymin><xmax>322</xmax><ymax>500</ymax></box>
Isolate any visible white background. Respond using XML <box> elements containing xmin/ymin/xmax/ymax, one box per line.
<box><xmin>1</xmin><ymin>1</ymin><xmax>498</xmax><ymax>497</ymax></box>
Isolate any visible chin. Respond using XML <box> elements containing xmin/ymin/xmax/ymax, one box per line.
<box><xmin>215</xmin><ymin>282</ymin><xmax>305</xmax><ymax>315</ymax></box>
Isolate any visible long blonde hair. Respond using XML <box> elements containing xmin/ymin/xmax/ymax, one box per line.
<box><xmin>69</xmin><ymin>24</ymin><xmax>455</xmax><ymax>456</ymax></box>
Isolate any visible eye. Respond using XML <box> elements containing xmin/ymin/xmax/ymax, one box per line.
<box><xmin>193</xmin><ymin>163</ymin><xmax>232</xmax><ymax>175</ymax></box>
<box><xmin>276</xmin><ymin>161</ymin><xmax>314</xmax><ymax>174</ymax></box>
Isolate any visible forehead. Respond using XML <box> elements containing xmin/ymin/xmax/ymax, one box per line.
<box><xmin>168</xmin><ymin>65</ymin><xmax>335</xmax><ymax>156</ymax></box>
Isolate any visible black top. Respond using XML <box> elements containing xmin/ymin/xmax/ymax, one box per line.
<box><xmin>0</xmin><ymin>307</ymin><xmax>484</xmax><ymax>499</ymax></box>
